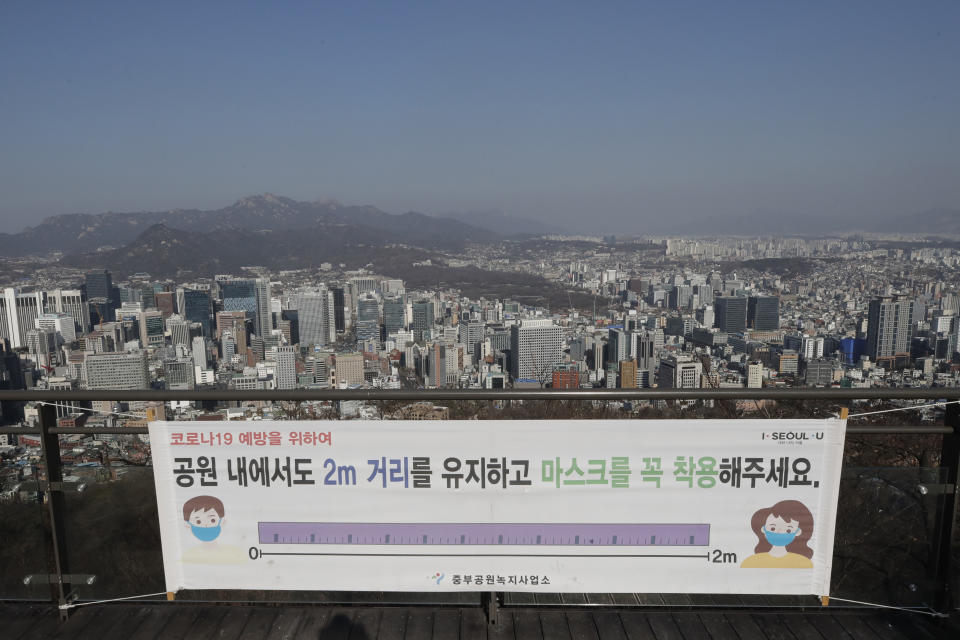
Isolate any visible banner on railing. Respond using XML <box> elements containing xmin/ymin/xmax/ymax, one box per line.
<box><xmin>149</xmin><ymin>419</ymin><xmax>846</xmax><ymax>594</ymax></box>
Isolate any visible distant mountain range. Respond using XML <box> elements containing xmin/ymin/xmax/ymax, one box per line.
<box><xmin>0</xmin><ymin>194</ymin><xmax>502</xmax><ymax>258</ymax></box>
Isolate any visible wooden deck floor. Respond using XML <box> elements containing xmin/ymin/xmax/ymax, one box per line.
<box><xmin>1</xmin><ymin>602</ymin><xmax>955</xmax><ymax>640</ymax></box>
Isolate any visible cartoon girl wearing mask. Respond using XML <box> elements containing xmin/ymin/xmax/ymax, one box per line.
<box><xmin>740</xmin><ymin>499</ymin><xmax>814</xmax><ymax>569</ymax></box>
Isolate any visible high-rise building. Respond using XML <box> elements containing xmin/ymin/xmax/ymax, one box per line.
<box><xmin>635</xmin><ymin>330</ymin><xmax>660</xmax><ymax>377</ymax></box>
<box><xmin>715</xmin><ymin>296</ymin><xmax>748</xmax><ymax>333</ymax></box>
<box><xmin>509</xmin><ymin>319</ymin><xmax>563</xmax><ymax>383</ymax></box>
<box><xmin>177</xmin><ymin>288</ymin><xmax>213</xmax><ymax>337</ymax></box>
<box><xmin>383</xmin><ymin>298</ymin><xmax>406</xmax><ymax>337</ymax></box>
<box><xmin>331</xmin><ymin>286</ymin><xmax>346</xmax><ymax>333</ymax></box>
<box><xmin>167</xmin><ymin>315</ymin><xmax>191</xmax><ymax>348</ymax></box>
<box><xmin>216</xmin><ymin>311</ymin><xmax>248</xmax><ymax>354</ymax></box>
<box><xmin>84</xmin><ymin>351</ymin><xmax>149</xmax><ymax>390</ymax></box>
<box><xmin>274</xmin><ymin>345</ymin><xmax>297</xmax><ymax>390</ymax></box>
<box><xmin>0</xmin><ymin>288</ymin><xmax>46</xmax><ymax>349</ymax></box>
<box><xmin>777</xmin><ymin>350</ymin><xmax>800</xmax><ymax>376</ymax></box>
<box><xmin>748</xmin><ymin>296</ymin><xmax>780</xmax><ymax>332</ymax></box>
<box><xmin>335</xmin><ymin>352</ymin><xmax>364</xmax><ymax>386</ymax></box>
<box><xmin>254</xmin><ymin>278</ymin><xmax>271</xmax><ymax>339</ymax></box>
<box><xmin>163</xmin><ymin>359</ymin><xmax>195</xmax><ymax>389</ymax></box>
<box><xmin>866</xmin><ymin>296</ymin><xmax>915</xmax><ymax>361</ymax></box>
<box><xmin>45</xmin><ymin>289</ymin><xmax>90</xmax><ymax>334</ymax></box>
<box><xmin>412</xmin><ymin>301</ymin><xmax>434</xmax><ymax>341</ymax></box>
<box><xmin>658</xmin><ymin>354</ymin><xmax>702</xmax><ymax>389</ymax></box>
<box><xmin>356</xmin><ymin>293</ymin><xmax>380</xmax><ymax>343</ymax></box>
<box><xmin>192</xmin><ymin>336</ymin><xmax>209</xmax><ymax>370</ymax></box>
<box><xmin>608</xmin><ymin>328</ymin><xmax>629</xmax><ymax>363</ymax></box>
<box><xmin>155</xmin><ymin>291</ymin><xmax>175</xmax><ymax>318</ymax></box>
<box><xmin>139</xmin><ymin>310</ymin><xmax>165</xmax><ymax>347</ymax></box>
<box><xmin>216</xmin><ymin>277</ymin><xmax>271</xmax><ymax>338</ymax></box>
<box><xmin>35</xmin><ymin>313</ymin><xmax>77</xmax><ymax>344</ymax></box>
<box><xmin>298</xmin><ymin>289</ymin><xmax>336</xmax><ymax>347</ymax></box>
<box><xmin>746</xmin><ymin>362</ymin><xmax>763</xmax><ymax>388</ymax></box>
<box><xmin>619</xmin><ymin>359</ymin><xmax>638</xmax><ymax>389</ymax></box>
<box><xmin>84</xmin><ymin>269</ymin><xmax>113</xmax><ymax>301</ymax></box>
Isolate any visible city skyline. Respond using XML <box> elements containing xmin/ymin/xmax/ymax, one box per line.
<box><xmin>2</xmin><ymin>1</ymin><xmax>958</xmax><ymax>233</ymax></box>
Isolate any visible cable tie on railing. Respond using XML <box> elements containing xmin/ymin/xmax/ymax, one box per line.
<box><xmin>846</xmin><ymin>399</ymin><xmax>960</xmax><ymax>419</ymax></box>
<box><xmin>58</xmin><ymin>591</ymin><xmax>168</xmax><ymax>611</ymax></box>
<box><xmin>825</xmin><ymin>596</ymin><xmax>949</xmax><ymax>618</ymax></box>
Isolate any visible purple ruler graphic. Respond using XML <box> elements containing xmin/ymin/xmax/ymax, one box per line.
<box><xmin>258</xmin><ymin>522</ymin><xmax>710</xmax><ymax>546</ymax></box>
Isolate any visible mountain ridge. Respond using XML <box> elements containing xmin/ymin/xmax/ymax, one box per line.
<box><xmin>0</xmin><ymin>194</ymin><xmax>501</xmax><ymax>256</ymax></box>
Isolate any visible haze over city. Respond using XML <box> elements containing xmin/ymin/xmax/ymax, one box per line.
<box><xmin>2</xmin><ymin>1</ymin><xmax>959</xmax><ymax>234</ymax></box>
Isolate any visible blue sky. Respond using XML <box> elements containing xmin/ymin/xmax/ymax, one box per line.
<box><xmin>1</xmin><ymin>1</ymin><xmax>958</xmax><ymax>233</ymax></box>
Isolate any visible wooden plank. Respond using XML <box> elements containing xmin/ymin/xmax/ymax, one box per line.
<box><xmin>432</xmin><ymin>609</ymin><xmax>460</xmax><ymax>640</ymax></box>
<box><xmin>512</xmin><ymin>609</ymin><xmax>543</xmax><ymax>640</ymax></box>
<box><xmin>291</xmin><ymin>607</ymin><xmax>334</xmax><ymax>638</ymax></box>
<box><xmin>127</xmin><ymin>606</ymin><xmax>173</xmax><ymax>640</ymax></box>
<box><xmin>262</xmin><ymin>608</ymin><xmax>304</xmax><ymax>640</ymax></box>
<box><xmin>719</xmin><ymin>613</ymin><xmax>766</xmax><ymax>640</ymax></box>
<box><xmin>779</xmin><ymin>614</ymin><xmax>828</xmax><ymax>640</ymax></box>
<box><xmin>507</xmin><ymin>592</ymin><xmax>537</xmax><ymax>605</ymax></box>
<box><xmin>748</xmin><ymin>614</ymin><xmax>797</xmax><ymax>640</ymax></box>
<box><xmin>72</xmin><ymin>605</ymin><xmax>121</xmax><ymax>640</ymax></box>
<box><xmin>591</xmin><ymin>611</ymin><xmax>627</xmax><ymax>640</ymax></box>
<box><xmin>643</xmin><ymin>613</ymin><xmax>684</xmax><ymax>640</ymax></box>
<box><xmin>155</xmin><ymin>606</ymin><xmax>204</xmax><ymax>639</ymax></box>
<box><xmin>350</xmin><ymin>608</ymin><xmax>382</xmax><ymax>640</ymax></box>
<box><xmin>585</xmin><ymin>593</ymin><xmax>615</xmax><ymax>605</ymax></box>
<box><xmin>182</xmin><ymin>607</ymin><xmax>231</xmax><ymax>640</ymax></box>
<box><xmin>693</xmin><ymin>613</ymin><xmax>738</xmax><ymax>640</ymax></box>
<box><xmin>209</xmin><ymin>606</ymin><xmax>254</xmax><ymax>640</ymax></box>
<box><xmin>376</xmin><ymin>608</ymin><xmax>408</xmax><ymax>640</ymax></box>
<box><xmin>459</xmin><ymin>607</ymin><xmax>488</xmax><ymax>640</ymax></box>
<box><xmin>833</xmin><ymin>613</ymin><xmax>896</xmax><ymax>640</ymax></box>
<box><xmin>534</xmin><ymin>593</ymin><xmax>563</xmax><ymax>605</ymax></box>
<box><xmin>22</xmin><ymin>612</ymin><xmax>64</xmax><ymax>639</ymax></box>
<box><xmin>610</xmin><ymin>593</ymin><xmax>641</xmax><ymax>607</ymax></box>
<box><xmin>538</xmin><ymin>611</ymin><xmax>570</xmax><ymax>640</ymax></box>
<box><xmin>670</xmin><ymin>613</ymin><xmax>710</xmax><ymax>640</ymax></box>
<box><xmin>618</xmin><ymin>611</ymin><xmax>656</xmax><ymax>640</ymax></box>
<box><xmin>873</xmin><ymin>612</ymin><xmax>939</xmax><ymax>640</ymax></box>
<box><xmin>402</xmin><ymin>609</ymin><xmax>434</xmax><ymax>640</ymax></box>
<box><xmin>241</xmin><ymin>608</ymin><xmax>280</xmax><ymax>638</ymax></box>
<box><xmin>6</xmin><ymin>605</ymin><xmax>57</xmax><ymax>640</ymax></box>
<box><xmin>805</xmin><ymin>613</ymin><xmax>855</xmax><ymax>640</ymax></box>
<box><xmin>566</xmin><ymin>611</ymin><xmax>599</xmax><ymax>640</ymax></box>
<box><xmin>315</xmin><ymin>608</ymin><xmax>355</xmax><ymax>640</ymax></box>
<box><xmin>51</xmin><ymin>606</ymin><xmax>100</xmax><ymax>639</ymax></box>
<box><xmin>487</xmin><ymin>609</ymin><xmax>516</xmax><ymax>640</ymax></box>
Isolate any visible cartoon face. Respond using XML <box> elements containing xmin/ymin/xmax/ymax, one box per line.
<box><xmin>188</xmin><ymin>508</ymin><xmax>221</xmax><ymax>528</ymax></box>
<box><xmin>764</xmin><ymin>514</ymin><xmax>800</xmax><ymax>535</ymax></box>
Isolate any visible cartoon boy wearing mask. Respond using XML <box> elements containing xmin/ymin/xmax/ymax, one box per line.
<box><xmin>181</xmin><ymin>495</ymin><xmax>245</xmax><ymax>564</ymax></box>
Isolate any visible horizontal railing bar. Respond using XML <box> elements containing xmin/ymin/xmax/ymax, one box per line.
<box><xmin>0</xmin><ymin>425</ymin><xmax>952</xmax><ymax>436</ymax></box>
<box><xmin>3</xmin><ymin>388</ymin><xmax>960</xmax><ymax>401</ymax></box>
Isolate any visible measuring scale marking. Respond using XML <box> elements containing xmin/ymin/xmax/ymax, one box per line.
<box><xmin>258</xmin><ymin>523</ymin><xmax>710</xmax><ymax>546</ymax></box>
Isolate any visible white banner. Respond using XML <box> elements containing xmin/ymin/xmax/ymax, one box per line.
<box><xmin>149</xmin><ymin>419</ymin><xmax>845</xmax><ymax>594</ymax></box>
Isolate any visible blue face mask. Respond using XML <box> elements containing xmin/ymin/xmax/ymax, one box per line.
<box><xmin>190</xmin><ymin>521</ymin><xmax>222</xmax><ymax>542</ymax></box>
<box><xmin>763</xmin><ymin>527</ymin><xmax>798</xmax><ymax>547</ymax></box>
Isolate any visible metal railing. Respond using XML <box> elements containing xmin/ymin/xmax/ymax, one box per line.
<box><xmin>0</xmin><ymin>388</ymin><xmax>957</xmax><ymax>624</ymax></box>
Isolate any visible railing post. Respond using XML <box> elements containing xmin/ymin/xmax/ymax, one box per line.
<box><xmin>39</xmin><ymin>403</ymin><xmax>72</xmax><ymax>620</ymax></box>
<box><xmin>933</xmin><ymin>403</ymin><xmax>960</xmax><ymax>611</ymax></box>
<box><xmin>483</xmin><ymin>591</ymin><xmax>500</xmax><ymax>626</ymax></box>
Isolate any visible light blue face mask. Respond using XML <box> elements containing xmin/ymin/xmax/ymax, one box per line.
<box><xmin>190</xmin><ymin>521</ymin><xmax>222</xmax><ymax>542</ymax></box>
<box><xmin>763</xmin><ymin>526</ymin><xmax>798</xmax><ymax>547</ymax></box>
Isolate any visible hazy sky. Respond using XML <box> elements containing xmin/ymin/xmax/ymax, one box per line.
<box><xmin>1</xmin><ymin>1</ymin><xmax>958</xmax><ymax>234</ymax></box>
